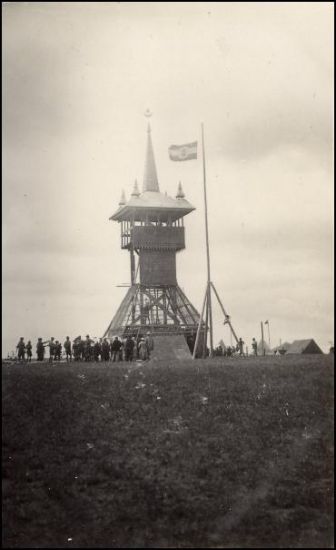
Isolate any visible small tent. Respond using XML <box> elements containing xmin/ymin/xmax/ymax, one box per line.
<box><xmin>273</xmin><ymin>342</ymin><xmax>291</xmax><ymax>354</ymax></box>
<box><xmin>286</xmin><ymin>339</ymin><xmax>323</xmax><ymax>354</ymax></box>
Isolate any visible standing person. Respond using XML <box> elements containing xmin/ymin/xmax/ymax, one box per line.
<box><xmin>36</xmin><ymin>338</ymin><xmax>45</xmax><ymax>361</ymax></box>
<box><xmin>84</xmin><ymin>335</ymin><xmax>93</xmax><ymax>362</ymax></box>
<box><xmin>93</xmin><ymin>339</ymin><xmax>101</xmax><ymax>362</ymax></box>
<box><xmin>131</xmin><ymin>337</ymin><xmax>137</xmax><ymax>361</ymax></box>
<box><xmin>124</xmin><ymin>335</ymin><xmax>134</xmax><ymax>362</ymax></box>
<box><xmin>252</xmin><ymin>338</ymin><xmax>258</xmax><ymax>356</ymax></box>
<box><xmin>64</xmin><ymin>337</ymin><xmax>72</xmax><ymax>362</ymax></box>
<box><xmin>16</xmin><ymin>337</ymin><xmax>26</xmax><ymax>362</ymax></box>
<box><xmin>78</xmin><ymin>337</ymin><xmax>84</xmax><ymax>361</ymax></box>
<box><xmin>238</xmin><ymin>337</ymin><xmax>245</xmax><ymax>356</ymax></box>
<box><xmin>44</xmin><ymin>337</ymin><xmax>55</xmax><ymax>363</ymax></box>
<box><xmin>136</xmin><ymin>336</ymin><xmax>142</xmax><ymax>359</ymax></box>
<box><xmin>26</xmin><ymin>340</ymin><xmax>33</xmax><ymax>362</ymax></box>
<box><xmin>55</xmin><ymin>341</ymin><xmax>62</xmax><ymax>361</ymax></box>
<box><xmin>101</xmin><ymin>338</ymin><xmax>110</xmax><ymax>361</ymax></box>
<box><xmin>72</xmin><ymin>340</ymin><xmax>79</xmax><ymax>361</ymax></box>
<box><xmin>145</xmin><ymin>331</ymin><xmax>154</xmax><ymax>359</ymax></box>
<box><xmin>138</xmin><ymin>338</ymin><xmax>148</xmax><ymax>361</ymax></box>
<box><xmin>119</xmin><ymin>339</ymin><xmax>124</xmax><ymax>362</ymax></box>
<box><xmin>111</xmin><ymin>336</ymin><xmax>121</xmax><ymax>362</ymax></box>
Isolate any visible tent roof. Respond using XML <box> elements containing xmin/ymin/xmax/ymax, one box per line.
<box><xmin>286</xmin><ymin>339</ymin><xmax>323</xmax><ymax>354</ymax></box>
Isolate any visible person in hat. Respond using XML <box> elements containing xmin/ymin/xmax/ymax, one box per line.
<box><xmin>72</xmin><ymin>339</ymin><xmax>80</xmax><ymax>361</ymax></box>
<box><xmin>111</xmin><ymin>336</ymin><xmax>122</xmax><ymax>362</ymax></box>
<box><xmin>16</xmin><ymin>337</ymin><xmax>26</xmax><ymax>361</ymax></box>
<box><xmin>43</xmin><ymin>337</ymin><xmax>56</xmax><ymax>363</ymax></box>
<box><xmin>238</xmin><ymin>337</ymin><xmax>245</xmax><ymax>356</ymax></box>
<box><xmin>138</xmin><ymin>338</ymin><xmax>148</xmax><ymax>361</ymax></box>
<box><xmin>101</xmin><ymin>338</ymin><xmax>110</xmax><ymax>361</ymax></box>
<box><xmin>64</xmin><ymin>336</ymin><xmax>72</xmax><ymax>362</ymax></box>
<box><xmin>36</xmin><ymin>338</ymin><xmax>45</xmax><ymax>361</ymax></box>
<box><xmin>124</xmin><ymin>335</ymin><xmax>134</xmax><ymax>362</ymax></box>
<box><xmin>252</xmin><ymin>338</ymin><xmax>258</xmax><ymax>356</ymax></box>
<box><xmin>78</xmin><ymin>336</ymin><xmax>85</xmax><ymax>361</ymax></box>
<box><xmin>54</xmin><ymin>341</ymin><xmax>62</xmax><ymax>361</ymax></box>
<box><xmin>26</xmin><ymin>340</ymin><xmax>33</xmax><ymax>362</ymax></box>
<box><xmin>93</xmin><ymin>338</ymin><xmax>102</xmax><ymax>362</ymax></box>
<box><xmin>84</xmin><ymin>335</ymin><xmax>93</xmax><ymax>361</ymax></box>
<box><xmin>145</xmin><ymin>331</ymin><xmax>154</xmax><ymax>359</ymax></box>
<box><xmin>118</xmin><ymin>338</ymin><xmax>124</xmax><ymax>362</ymax></box>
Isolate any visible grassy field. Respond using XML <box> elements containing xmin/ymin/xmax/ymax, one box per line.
<box><xmin>2</xmin><ymin>355</ymin><xmax>334</xmax><ymax>548</ymax></box>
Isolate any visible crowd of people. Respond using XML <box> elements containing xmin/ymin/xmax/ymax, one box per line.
<box><xmin>213</xmin><ymin>337</ymin><xmax>260</xmax><ymax>357</ymax></box>
<box><xmin>14</xmin><ymin>334</ymin><xmax>259</xmax><ymax>362</ymax></box>
<box><xmin>213</xmin><ymin>337</ymin><xmax>247</xmax><ymax>357</ymax></box>
<box><xmin>15</xmin><ymin>333</ymin><xmax>154</xmax><ymax>363</ymax></box>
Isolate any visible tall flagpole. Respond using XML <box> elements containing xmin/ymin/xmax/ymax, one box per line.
<box><xmin>201</xmin><ymin>123</ymin><xmax>214</xmax><ymax>356</ymax></box>
<box><xmin>193</xmin><ymin>123</ymin><xmax>239</xmax><ymax>359</ymax></box>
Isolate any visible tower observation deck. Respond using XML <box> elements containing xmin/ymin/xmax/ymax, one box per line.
<box><xmin>103</xmin><ymin>119</ymin><xmax>205</xmax><ymax>355</ymax></box>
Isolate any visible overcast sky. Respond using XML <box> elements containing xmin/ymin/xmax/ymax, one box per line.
<box><xmin>2</xmin><ymin>2</ymin><xmax>333</xmax><ymax>355</ymax></box>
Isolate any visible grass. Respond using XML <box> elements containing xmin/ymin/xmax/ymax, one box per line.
<box><xmin>2</xmin><ymin>354</ymin><xmax>334</xmax><ymax>548</ymax></box>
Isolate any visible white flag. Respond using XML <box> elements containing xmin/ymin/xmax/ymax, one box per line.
<box><xmin>168</xmin><ymin>141</ymin><xmax>197</xmax><ymax>161</ymax></box>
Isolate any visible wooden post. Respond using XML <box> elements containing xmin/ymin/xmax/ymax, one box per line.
<box><xmin>267</xmin><ymin>321</ymin><xmax>271</xmax><ymax>348</ymax></box>
<box><xmin>261</xmin><ymin>321</ymin><xmax>265</xmax><ymax>356</ymax></box>
<box><xmin>203</xmin><ymin>284</ymin><xmax>209</xmax><ymax>358</ymax></box>
<box><xmin>130</xmin><ymin>246</ymin><xmax>135</xmax><ymax>285</ymax></box>
<box><xmin>192</xmin><ymin>285</ymin><xmax>208</xmax><ymax>359</ymax></box>
<box><xmin>201</xmin><ymin>123</ymin><xmax>214</xmax><ymax>356</ymax></box>
<box><xmin>210</xmin><ymin>282</ymin><xmax>239</xmax><ymax>345</ymax></box>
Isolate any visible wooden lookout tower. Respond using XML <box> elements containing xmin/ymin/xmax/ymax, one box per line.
<box><xmin>103</xmin><ymin>117</ymin><xmax>204</xmax><ymax>355</ymax></box>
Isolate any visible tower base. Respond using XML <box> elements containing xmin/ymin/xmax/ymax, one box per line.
<box><xmin>103</xmin><ymin>284</ymin><xmax>206</xmax><ymax>356</ymax></box>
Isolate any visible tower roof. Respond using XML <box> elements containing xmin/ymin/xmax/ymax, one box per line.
<box><xmin>143</xmin><ymin>123</ymin><xmax>159</xmax><ymax>192</ymax></box>
<box><xmin>110</xmin><ymin>115</ymin><xmax>195</xmax><ymax>222</ymax></box>
<box><xmin>110</xmin><ymin>190</ymin><xmax>195</xmax><ymax>222</ymax></box>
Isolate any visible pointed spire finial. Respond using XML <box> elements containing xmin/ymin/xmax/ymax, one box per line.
<box><xmin>119</xmin><ymin>189</ymin><xmax>126</xmax><ymax>205</ymax></box>
<box><xmin>145</xmin><ymin>109</ymin><xmax>152</xmax><ymax>133</ymax></box>
<box><xmin>176</xmin><ymin>181</ymin><xmax>185</xmax><ymax>199</ymax></box>
<box><xmin>131</xmin><ymin>179</ymin><xmax>140</xmax><ymax>197</ymax></box>
<box><xmin>143</xmin><ymin>111</ymin><xmax>159</xmax><ymax>193</ymax></box>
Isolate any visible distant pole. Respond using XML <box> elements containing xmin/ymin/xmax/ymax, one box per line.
<box><xmin>203</xmin><ymin>288</ymin><xmax>209</xmax><ymax>358</ymax></box>
<box><xmin>201</xmin><ymin>122</ymin><xmax>213</xmax><ymax>356</ymax></box>
<box><xmin>192</xmin><ymin>284</ymin><xmax>208</xmax><ymax>359</ymax></box>
<box><xmin>261</xmin><ymin>321</ymin><xmax>265</xmax><ymax>356</ymax></box>
<box><xmin>267</xmin><ymin>321</ymin><xmax>271</xmax><ymax>348</ymax></box>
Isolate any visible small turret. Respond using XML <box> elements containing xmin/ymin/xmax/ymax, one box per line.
<box><xmin>119</xmin><ymin>190</ymin><xmax>126</xmax><ymax>206</ymax></box>
<box><xmin>176</xmin><ymin>181</ymin><xmax>185</xmax><ymax>199</ymax></box>
<box><xmin>131</xmin><ymin>179</ymin><xmax>140</xmax><ymax>197</ymax></box>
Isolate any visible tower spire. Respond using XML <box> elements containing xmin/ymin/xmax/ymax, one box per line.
<box><xmin>143</xmin><ymin>110</ymin><xmax>159</xmax><ymax>193</ymax></box>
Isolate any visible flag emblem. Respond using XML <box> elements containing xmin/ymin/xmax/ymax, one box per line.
<box><xmin>169</xmin><ymin>141</ymin><xmax>197</xmax><ymax>161</ymax></box>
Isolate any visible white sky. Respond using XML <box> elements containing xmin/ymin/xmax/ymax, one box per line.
<box><xmin>2</xmin><ymin>2</ymin><xmax>334</xmax><ymax>354</ymax></box>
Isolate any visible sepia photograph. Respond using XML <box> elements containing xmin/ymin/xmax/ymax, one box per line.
<box><xmin>2</xmin><ymin>2</ymin><xmax>334</xmax><ymax>548</ymax></box>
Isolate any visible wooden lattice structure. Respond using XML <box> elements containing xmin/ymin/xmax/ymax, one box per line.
<box><xmin>103</xmin><ymin>119</ymin><xmax>205</xmax><ymax>353</ymax></box>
